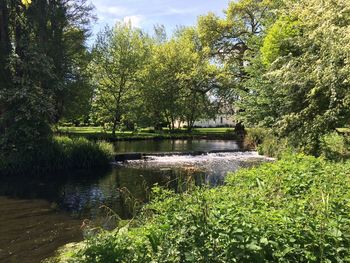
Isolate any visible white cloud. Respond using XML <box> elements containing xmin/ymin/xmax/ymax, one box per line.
<box><xmin>123</xmin><ymin>15</ymin><xmax>144</xmax><ymax>28</ymax></box>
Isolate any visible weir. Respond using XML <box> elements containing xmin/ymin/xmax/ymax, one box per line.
<box><xmin>115</xmin><ymin>149</ymin><xmax>251</xmax><ymax>162</ymax></box>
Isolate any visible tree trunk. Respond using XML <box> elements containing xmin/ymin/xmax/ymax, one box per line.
<box><xmin>187</xmin><ymin>120</ymin><xmax>194</xmax><ymax>132</ymax></box>
<box><xmin>170</xmin><ymin>118</ymin><xmax>175</xmax><ymax>131</ymax></box>
<box><xmin>112</xmin><ymin>118</ymin><xmax>118</xmax><ymax>137</ymax></box>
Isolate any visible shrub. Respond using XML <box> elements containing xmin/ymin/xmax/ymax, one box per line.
<box><xmin>257</xmin><ymin>135</ymin><xmax>293</xmax><ymax>158</ymax></box>
<box><xmin>62</xmin><ymin>155</ymin><xmax>350</xmax><ymax>263</ymax></box>
<box><xmin>0</xmin><ymin>136</ymin><xmax>114</xmax><ymax>175</ymax></box>
<box><xmin>244</xmin><ymin>128</ymin><xmax>269</xmax><ymax>149</ymax></box>
<box><xmin>244</xmin><ymin>128</ymin><xmax>293</xmax><ymax>158</ymax></box>
<box><xmin>320</xmin><ymin>132</ymin><xmax>350</xmax><ymax>161</ymax></box>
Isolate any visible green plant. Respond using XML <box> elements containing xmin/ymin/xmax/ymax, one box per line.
<box><xmin>244</xmin><ymin>128</ymin><xmax>269</xmax><ymax>149</ymax></box>
<box><xmin>62</xmin><ymin>155</ymin><xmax>350</xmax><ymax>263</ymax></box>
<box><xmin>257</xmin><ymin>135</ymin><xmax>293</xmax><ymax>158</ymax></box>
<box><xmin>320</xmin><ymin>132</ymin><xmax>350</xmax><ymax>161</ymax></box>
<box><xmin>0</xmin><ymin>136</ymin><xmax>114</xmax><ymax>175</ymax></box>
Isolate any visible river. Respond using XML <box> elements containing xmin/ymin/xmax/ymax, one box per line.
<box><xmin>0</xmin><ymin>139</ymin><xmax>270</xmax><ymax>263</ymax></box>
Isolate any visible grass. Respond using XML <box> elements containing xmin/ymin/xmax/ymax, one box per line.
<box><xmin>54</xmin><ymin>154</ymin><xmax>350</xmax><ymax>262</ymax></box>
<box><xmin>56</xmin><ymin>127</ymin><xmax>237</xmax><ymax>141</ymax></box>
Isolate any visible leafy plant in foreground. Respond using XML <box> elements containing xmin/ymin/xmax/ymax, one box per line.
<box><xmin>63</xmin><ymin>155</ymin><xmax>350</xmax><ymax>262</ymax></box>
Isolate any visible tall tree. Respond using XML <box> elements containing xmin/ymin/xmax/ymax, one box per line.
<box><xmin>90</xmin><ymin>23</ymin><xmax>150</xmax><ymax>136</ymax></box>
<box><xmin>241</xmin><ymin>0</ymin><xmax>350</xmax><ymax>153</ymax></box>
<box><xmin>197</xmin><ymin>0</ymin><xmax>278</xmax><ymax>93</ymax></box>
<box><xmin>0</xmin><ymin>0</ymin><xmax>94</xmax><ymax>161</ymax></box>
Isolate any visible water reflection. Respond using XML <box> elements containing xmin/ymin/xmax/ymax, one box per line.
<box><xmin>0</xmin><ymin>140</ymin><xmax>271</xmax><ymax>262</ymax></box>
<box><xmin>0</xmin><ymin>151</ymin><xmax>270</xmax><ymax>221</ymax></box>
<box><xmin>114</xmin><ymin>139</ymin><xmax>242</xmax><ymax>153</ymax></box>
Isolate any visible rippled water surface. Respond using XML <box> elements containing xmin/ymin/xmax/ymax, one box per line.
<box><xmin>0</xmin><ymin>140</ymin><xmax>271</xmax><ymax>262</ymax></box>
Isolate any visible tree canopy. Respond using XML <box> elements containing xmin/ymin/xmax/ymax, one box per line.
<box><xmin>1</xmin><ymin>0</ymin><xmax>350</xmax><ymax>157</ymax></box>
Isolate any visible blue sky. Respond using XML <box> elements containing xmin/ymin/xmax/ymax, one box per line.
<box><xmin>90</xmin><ymin>0</ymin><xmax>230</xmax><ymax>39</ymax></box>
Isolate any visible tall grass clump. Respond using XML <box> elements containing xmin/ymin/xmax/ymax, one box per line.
<box><xmin>61</xmin><ymin>154</ymin><xmax>350</xmax><ymax>262</ymax></box>
<box><xmin>0</xmin><ymin>136</ymin><xmax>114</xmax><ymax>175</ymax></box>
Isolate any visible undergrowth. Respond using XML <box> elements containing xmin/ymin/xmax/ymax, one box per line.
<box><xmin>0</xmin><ymin>136</ymin><xmax>114</xmax><ymax>175</ymax></box>
<box><xmin>60</xmin><ymin>154</ymin><xmax>350</xmax><ymax>262</ymax></box>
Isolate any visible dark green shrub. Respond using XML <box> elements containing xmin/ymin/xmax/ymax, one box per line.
<box><xmin>244</xmin><ymin>128</ymin><xmax>269</xmax><ymax>149</ymax></box>
<box><xmin>64</xmin><ymin>155</ymin><xmax>350</xmax><ymax>263</ymax></box>
<box><xmin>0</xmin><ymin>136</ymin><xmax>114</xmax><ymax>175</ymax></box>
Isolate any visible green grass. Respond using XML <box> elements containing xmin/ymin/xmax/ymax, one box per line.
<box><xmin>56</xmin><ymin>127</ymin><xmax>237</xmax><ymax>140</ymax></box>
<box><xmin>55</xmin><ymin>154</ymin><xmax>350</xmax><ymax>262</ymax></box>
<box><xmin>192</xmin><ymin>127</ymin><xmax>233</xmax><ymax>133</ymax></box>
<box><xmin>58</xmin><ymin>126</ymin><xmax>110</xmax><ymax>134</ymax></box>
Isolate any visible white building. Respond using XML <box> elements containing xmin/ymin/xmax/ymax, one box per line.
<box><xmin>192</xmin><ymin>114</ymin><xmax>236</xmax><ymax>127</ymax></box>
<box><xmin>175</xmin><ymin>113</ymin><xmax>236</xmax><ymax>128</ymax></box>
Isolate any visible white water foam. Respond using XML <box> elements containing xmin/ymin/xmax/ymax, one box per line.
<box><xmin>146</xmin><ymin>151</ymin><xmax>271</xmax><ymax>163</ymax></box>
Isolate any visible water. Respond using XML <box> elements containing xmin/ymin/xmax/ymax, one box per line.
<box><xmin>0</xmin><ymin>140</ymin><xmax>270</xmax><ymax>263</ymax></box>
<box><xmin>114</xmin><ymin>139</ymin><xmax>242</xmax><ymax>153</ymax></box>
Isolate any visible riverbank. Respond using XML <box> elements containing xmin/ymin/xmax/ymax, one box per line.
<box><xmin>52</xmin><ymin>154</ymin><xmax>350</xmax><ymax>262</ymax></box>
<box><xmin>0</xmin><ymin>136</ymin><xmax>114</xmax><ymax>176</ymax></box>
<box><xmin>56</xmin><ymin>127</ymin><xmax>240</xmax><ymax>141</ymax></box>
<box><xmin>1</xmin><ymin>145</ymin><xmax>267</xmax><ymax>262</ymax></box>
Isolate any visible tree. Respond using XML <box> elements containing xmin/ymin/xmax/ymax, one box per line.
<box><xmin>90</xmin><ymin>23</ymin><xmax>150</xmax><ymax>136</ymax></box>
<box><xmin>197</xmin><ymin>0</ymin><xmax>279</xmax><ymax>92</ymax></box>
<box><xmin>141</xmin><ymin>38</ymin><xmax>186</xmax><ymax>130</ymax></box>
<box><xmin>241</xmin><ymin>0</ymin><xmax>350</xmax><ymax>153</ymax></box>
<box><xmin>0</xmin><ymin>0</ymin><xmax>94</xmax><ymax>161</ymax></box>
<box><xmin>176</xmin><ymin>28</ymin><xmax>221</xmax><ymax>130</ymax></box>
<box><xmin>196</xmin><ymin>0</ymin><xmax>280</xmax><ymax>132</ymax></box>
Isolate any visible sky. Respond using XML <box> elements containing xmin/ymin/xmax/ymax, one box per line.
<box><xmin>89</xmin><ymin>0</ymin><xmax>230</xmax><ymax>40</ymax></box>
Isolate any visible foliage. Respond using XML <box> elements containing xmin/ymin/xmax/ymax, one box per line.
<box><xmin>320</xmin><ymin>132</ymin><xmax>350</xmax><ymax>161</ymax></box>
<box><xmin>197</xmin><ymin>0</ymin><xmax>279</xmax><ymax>95</ymax></box>
<box><xmin>244</xmin><ymin>128</ymin><xmax>293</xmax><ymax>158</ymax></box>
<box><xmin>244</xmin><ymin>128</ymin><xmax>270</xmax><ymax>148</ymax></box>
<box><xmin>0</xmin><ymin>137</ymin><xmax>113</xmax><ymax>175</ymax></box>
<box><xmin>256</xmin><ymin>135</ymin><xmax>292</xmax><ymax>159</ymax></box>
<box><xmin>61</xmin><ymin>155</ymin><xmax>350</xmax><ymax>262</ymax></box>
<box><xmin>0</xmin><ymin>0</ymin><xmax>95</xmax><ymax>168</ymax></box>
<box><xmin>141</xmin><ymin>27</ymin><xmax>220</xmax><ymax>130</ymax></box>
<box><xmin>89</xmin><ymin>23</ymin><xmax>150</xmax><ymax>135</ymax></box>
<box><xmin>240</xmin><ymin>0</ymin><xmax>350</xmax><ymax>154</ymax></box>
<box><xmin>260</xmin><ymin>15</ymin><xmax>301</xmax><ymax>66</ymax></box>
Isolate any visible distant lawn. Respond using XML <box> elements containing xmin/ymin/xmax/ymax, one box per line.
<box><xmin>192</xmin><ymin>127</ymin><xmax>233</xmax><ymax>133</ymax></box>
<box><xmin>58</xmin><ymin>126</ymin><xmax>108</xmax><ymax>134</ymax></box>
<box><xmin>57</xmin><ymin>126</ymin><xmax>234</xmax><ymax>135</ymax></box>
<box><xmin>55</xmin><ymin>126</ymin><xmax>237</xmax><ymax>141</ymax></box>
<box><xmin>57</xmin><ymin>126</ymin><xmax>132</xmax><ymax>135</ymax></box>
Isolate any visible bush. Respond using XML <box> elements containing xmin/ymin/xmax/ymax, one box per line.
<box><xmin>320</xmin><ymin>132</ymin><xmax>350</xmax><ymax>161</ymax></box>
<box><xmin>62</xmin><ymin>155</ymin><xmax>350</xmax><ymax>263</ymax></box>
<box><xmin>257</xmin><ymin>135</ymin><xmax>293</xmax><ymax>158</ymax></box>
<box><xmin>244</xmin><ymin>128</ymin><xmax>269</xmax><ymax>149</ymax></box>
<box><xmin>0</xmin><ymin>136</ymin><xmax>114</xmax><ymax>175</ymax></box>
<box><xmin>244</xmin><ymin>128</ymin><xmax>292</xmax><ymax>158</ymax></box>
